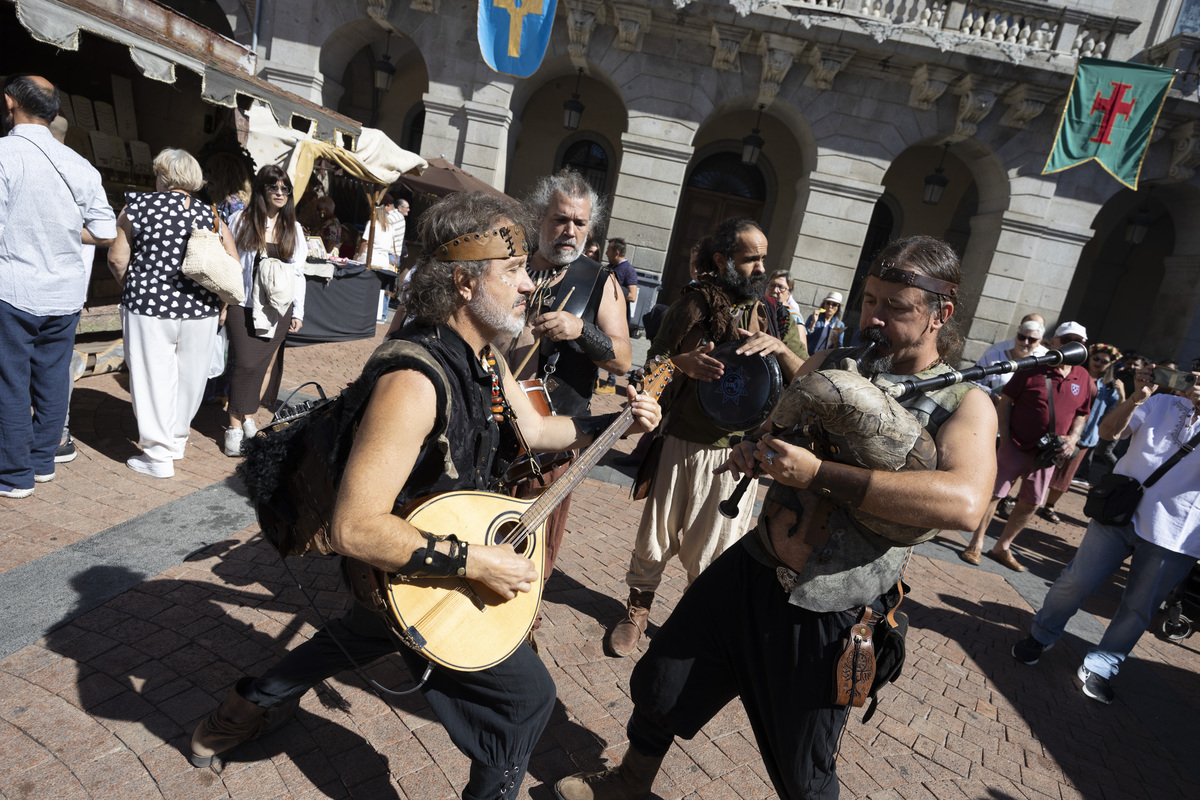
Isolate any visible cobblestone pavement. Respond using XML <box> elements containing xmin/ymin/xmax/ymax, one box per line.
<box><xmin>2</xmin><ymin>325</ymin><xmax>1198</xmax><ymax>799</ymax></box>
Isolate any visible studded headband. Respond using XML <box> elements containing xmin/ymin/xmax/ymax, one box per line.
<box><xmin>433</xmin><ymin>224</ymin><xmax>531</xmax><ymax>262</ymax></box>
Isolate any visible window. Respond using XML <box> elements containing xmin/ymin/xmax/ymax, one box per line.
<box><xmin>559</xmin><ymin>139</ymin><xmax>609</xmax><ymax>198</ymax></box>
<box><xmin>686</xmin><ymin>152</ymin><xmax>767</xmax><ymax>200</ymax></box>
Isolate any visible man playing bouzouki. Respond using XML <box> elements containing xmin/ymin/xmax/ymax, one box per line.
<box><xmin>189</xmin><ymin>192</ymin><xmax>661</xmax><ymax>799</ymax></box>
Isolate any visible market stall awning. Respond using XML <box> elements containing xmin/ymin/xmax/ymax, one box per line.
<box><xmin>400</xmin><ymin>157</ymin><xmax>511</xmax><ymax>199</ymax></box>
<box><xmin>244</xmin><ymin>100</ymin><xmax>426</xmax><ymax>199</ymax></box>
<box><xmin>14</xmin><ymin>0</ymin><xmax>359</xmax><ymax>143</ymax></box>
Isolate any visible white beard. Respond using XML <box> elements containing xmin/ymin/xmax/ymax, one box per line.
<box><xmin>470</xmin><ymin>291</ymin><xmax>524</xmax><ymax>339</ymax></box>
<box><xmin>539</xmin><ymin>230</ymin><xmax>582</xmax><ymax>266</ymax></box>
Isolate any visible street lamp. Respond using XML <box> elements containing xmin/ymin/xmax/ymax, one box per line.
<box><xmin>563</xmin><ymin>68</ymin><xmax>585</xmax><ymax>131</ymax></box>
<box><xmin>923</xmin><ymin>142</ymin><xmax>950</xmax><ymax>205</ymax></box>
<box><xmin>374</xmin><ymin>37</ymin><xmax>396</xmax><ymax>93</ymax></box>
<box><xmin>741</xmin><ymin>104</ymin><xmax>766</xmax><ymax>166</ymax></box>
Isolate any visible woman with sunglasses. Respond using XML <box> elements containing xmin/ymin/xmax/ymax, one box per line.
<box><xmin>1038</xmin><ymin>344</ymin><xmax>1125</xmax><ymax>522</ymax></box>
<box><xmin>223</xmin><ymin>165</ymin><xmax>308</xmax><ymax>456</ymax></box>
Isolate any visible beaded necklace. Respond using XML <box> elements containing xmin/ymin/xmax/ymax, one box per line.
<box><xmin>483</xmin><ymin>350</ymin><xmax>509</xmax><ymax>423</ymax></box>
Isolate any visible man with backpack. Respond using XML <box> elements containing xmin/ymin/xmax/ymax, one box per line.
<box><xmin>189</xmin><ymin>192</ymin><xmax>661</xmax><ymax>799</ymax></box>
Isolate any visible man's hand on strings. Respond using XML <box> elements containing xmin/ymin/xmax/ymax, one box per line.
<box><xmin>627</xmin><ymin>384</ymin><xmax>662</xmax><ymax>435</ymax></box>
<box><xmin>466</xmin><ymin>543</ymin><xmax>538</xmax><ymax>599</ymax></box>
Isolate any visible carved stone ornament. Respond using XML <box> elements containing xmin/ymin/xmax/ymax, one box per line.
<box><xmin>756</xmin><ymin>34</ymin><xmax>805</xmax><ymax>103</ymax></box>
<box><xmin>853</xmin><ymin>17</ymin><xmax>895</xmax><ymax>45</ymax></box>
<box><xmin>711</xmin><ymin>23</ymin><xmax>750</xmax><ymax>72</ymax></box>
<box><xmin>411</xmin><ymin>0</ymin><xmax>437</xmax><ymax>14</ymax></box>
<box><xmin>999</xmin><ymin>84</ymin><xmax>1059</xmax><ymax>130</ymax></box>
<box><xmin>804</xmin><ymin>44</ymin><xmax>854</xmax><ymax>91</ymax></box>
<box><xmin>367</xmin><ymin>0</ymin><xmax>391</xmax><ymax>24</ymax></box>
<box><xmin>908</xmin><ymin>64</ymin><xmax>956</xmax><ymax>112</ymax></box>
<box><xmin>1169</xmin><ymin>121</ymin><xmax>1200</xmax><ymax>182</ymax></box>
<box><xmin>566</xmin><ymin>3</ymin><xmax>598</xmax><ymax>67</ymax></box>
<box><xmin>949</xmin><ymin>74</ymin><xmax>1005</xmax><ymax>140</ymax></box>
<box><xmin>919</xmin><ymin>27</ymin><xmax>974</xmax><ymax>53</ymax></box>
<box><xmin>612</xmin><ymin>3</ymin><xmax>653</xmax><ymax>52</ymax></box>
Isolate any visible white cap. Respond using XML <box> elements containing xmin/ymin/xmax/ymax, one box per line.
<box><xmin>1054</xmin><ymin>321</ymin><xmax>1087</xmax><ymax>341</ymax></box>
<box><xmin>823</xmin><ymin>291</ymin><xmax>843</xmax><ymax>305</ymax></box>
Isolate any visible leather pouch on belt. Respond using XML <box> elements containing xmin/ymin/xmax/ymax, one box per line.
<box><xmin>832</xmin><ymin>608</ymin><xmax>876</xmax><ymax>707</ymax></box>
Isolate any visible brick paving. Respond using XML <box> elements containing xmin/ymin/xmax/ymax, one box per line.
<box><xmin>2</xmin><ymin>324</ymin><xmax>1199</xmax><ymax>799</ymax></box>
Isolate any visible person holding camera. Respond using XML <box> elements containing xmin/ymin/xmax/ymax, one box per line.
<box><xmin>1011</xmin><ymin>360</ymin><xmax>1200</xmax><ymax>704</ymax></box>
<box><xmin>961</xmin><ymin>322</ymin><xmax>1094</xmax><ymax>571</ymax></box>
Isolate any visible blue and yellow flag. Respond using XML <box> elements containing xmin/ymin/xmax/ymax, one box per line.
<box><xmin>1042</xmin><ymin>57</ymin><xmax>1175</xmax><ymax>189</ymax></box>
<box><xmin>478</xmin><ymin>0</ymin><xmax>558</xmax><ymax>78</ymax></box>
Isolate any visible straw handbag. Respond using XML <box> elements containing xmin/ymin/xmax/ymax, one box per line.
<box><xmin>182</xmin><ymin>205</ymin><xmax>245</xmax><ymax>305</ymax></box>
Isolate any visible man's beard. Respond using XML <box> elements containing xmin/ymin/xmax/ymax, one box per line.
<box><xmin>470</xmin><ymin>291</ymin><xmax>525</xmax><ymax>339</ymax></box>
<box><xmin>538</xmin><ymin>229</ymin><xmax>582</xmax><ymax>267</ymax></box>
<box><xmin>718</xmin><ymin>258</ymin><xmax>767</xmax><ymax>301</ymax></box>
<box><xmin>857</xmin><ymin>327</ymin><xmax>895</xmax><ymax>377</ymax></box>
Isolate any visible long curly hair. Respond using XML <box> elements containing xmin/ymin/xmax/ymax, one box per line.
<box><xmin>405</xmin><ymin>192</ymin><xmax>531</xmax><ymax>326</ymax></box>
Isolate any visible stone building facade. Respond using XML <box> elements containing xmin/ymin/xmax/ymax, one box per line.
<box><xmin>218</xmin><ymin>0</ymin><xmax>1200</xmax><ymax>364</ymax></box>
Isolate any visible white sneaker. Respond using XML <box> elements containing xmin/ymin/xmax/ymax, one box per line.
<box><xmin>34</xmin><ymin>472</ymin><xmax>55</xmax><ymax>483</ymax></box>
<box><xmin>224</xmin><ymin>427</ymin><xmax>245</xmax><ymax>457</ymax></box>
<box><xmin>242</xmin><ymin>418</ymin><xmax>258</xmax><ymax>438</ymax></box>
<box><xmin>126</xmin><ymin>454</ymin><xmax>174</xmax><ymax>478</ymax></box>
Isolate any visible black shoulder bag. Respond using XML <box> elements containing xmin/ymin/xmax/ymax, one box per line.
<box><xmin>1084</xmin><ymin>428</ymin><xmax>1200</xmax><ymax>526</ymax></box>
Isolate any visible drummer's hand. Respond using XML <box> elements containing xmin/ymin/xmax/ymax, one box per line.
<box><xmin>531</xmin><ymin>311</ymin><xmax>583</xmax><ymax>342</ymax></box>
<box><xmin>672</xmin><ymin>341</ymin><xmax>724</xmax><ymax>382</ymax></box>
<box><xmin>734</xmin><ymin>328</ymin><xmax>788</xmax><ymax>358</ymax></box>
<box><xmin>754</xmin><ymin>433</ymin><xmax>820</xmax><ymax>488</ymax></box>
<box><xmin>466</xmin><ymin>543</ymin><xmax>537</xmax><ymax>600</ymax></box>
<box><xmin>714</xmin><ymin>439</ymin><xmax>759</xmax><ymax>480</ymax></box>
<box><xmin>626</xmin><ymin>384</ymin><xmax>661</xmax><ymax>435</ymax></box>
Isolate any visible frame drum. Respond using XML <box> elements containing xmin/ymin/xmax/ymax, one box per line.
<box><xmin>695</xmin><ymin>341</ymin><xmax>784</xmax><ymax>433</ymax></box>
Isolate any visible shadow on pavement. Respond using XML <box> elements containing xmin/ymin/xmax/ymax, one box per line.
<box><xmin>911</xmin><ymin>593</ymin><xmax>1200</xmax><ymax>798</ymax></box>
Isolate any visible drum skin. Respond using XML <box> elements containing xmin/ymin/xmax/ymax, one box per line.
<box><xmin>695</xmin><ymin>341</ymin><xmax>784</xmax><ymax>433</ymax></box>
<box><xmin>772</xmin><ymin>366</ymin><xmax>938</xmax><ymax>545</ymax></box>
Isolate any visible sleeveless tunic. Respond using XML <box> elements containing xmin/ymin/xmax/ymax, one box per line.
<box><xmin>121</xmin><ymin>191</ymin><xmax>220</xmax><ymax>318</ymax></box>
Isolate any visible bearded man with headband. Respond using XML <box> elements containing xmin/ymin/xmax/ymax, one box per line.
<box><xmin>507</xmin><ymin>168</ymin><xmax>633</xmax><ymax>584</ymax></box>
<box><xmin>602</xmin><ymin>216</ymin><xmax>808</xmax><ymax>658</ymax></box>
<box><xmin>555</xmin><ymin>235</ymin><xmax>996</xmax><ymax>800</ymax></box>
<box><xmin>188</xmin><ymin>192</ymin><xmax>661</xmax><ymax>798</ymax></box>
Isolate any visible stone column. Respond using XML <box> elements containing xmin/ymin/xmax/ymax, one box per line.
<box><xmin>418</xmin><ymin>93</ymin><xmax>513</xmax><ymax>189</ymax></box>
<box><xmin>962</xmin><ymin>207</ymin><xmax>1096</xmax><ymax>364</ymax></box>
<box><xmin>786</xmin><ymin>170</ymin><xmax>883</xmax><ymax>309</ymax></box>
<box><xmin>607</xmin><ymin>132</ymin><xmax>695</xmax><ymax>274</ymax></box>
<box><xmin>1142</xmin><ymin>255</ymin><xmax>1200</xmax><ymax>361</ymax></box>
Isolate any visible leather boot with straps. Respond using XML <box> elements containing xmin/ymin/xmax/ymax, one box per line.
<box><xmin>554</xmin><ymin>744</ymin><xmax>664</xmax><ymax>800</ymax></box>
<box><xmin>606</xmin><ymin>589</ymin><xmax>654</xmax><ymax>658</ymax></box>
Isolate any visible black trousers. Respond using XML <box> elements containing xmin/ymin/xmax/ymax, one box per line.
<box><xmin>243</xmin><ymin>600</ymin><xmax>555</xmax><ymax>800</ymax></box>
<box><xmin>628</xmin><ymin>540</ymin><xmax>875</xmax><ymax>800</ymax></box>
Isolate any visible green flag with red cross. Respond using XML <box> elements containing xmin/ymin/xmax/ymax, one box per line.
<box><xmin>1042</xmin><ymin>57</ymin><xmax>1176</xmax><ymax>189</ymax></box>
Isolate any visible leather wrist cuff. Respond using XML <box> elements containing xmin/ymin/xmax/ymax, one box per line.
<box><xmin>576</xmin><ymin>321</ymin><xmax>616</xmax><ymax>361</ymax></box>
<box><xmin>397</xmin><ymin>532</ymin><xmax>468</xmax><ymax>578</ymax></box>
<box><xmin>808</xmin><ymin>460</ymin><xmax>872</xmax><ymax>509</ymax></box>
<box><xmin>575</xmin><ymin>412</ymin><xmax>621</xmax><ymax>440</ymax></box>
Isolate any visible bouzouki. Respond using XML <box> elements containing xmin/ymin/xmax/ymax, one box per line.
<box><xmin>378</xmin><ymin>357</ymin><xmax>675</xmax><ymax>671</ymax></box>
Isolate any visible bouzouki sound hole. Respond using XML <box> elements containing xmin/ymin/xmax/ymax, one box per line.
<box><xmin>493</xmin><ymin>518</ymin><xmax>533</xmax><ymax>556</ymax></box>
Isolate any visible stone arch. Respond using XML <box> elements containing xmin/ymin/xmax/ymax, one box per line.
<box><xmin>505</xmin><ymin>55</ymin><xmax>629</xmax><ymax>203</ymax></box>
<box><xmin>1066</xmin><ymin>181</ymin><xmax>1200</xmax><ymax>359</ymax></box>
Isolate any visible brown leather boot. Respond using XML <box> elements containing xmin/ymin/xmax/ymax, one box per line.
<box><xmin>554</xmin><ymin>745</ymin><xmax>664</xmax><ymax>800</ymax></box>
<box><xmin>189</xmin><ymin>678</ymin><xmax>273</xmax><ymax>767</ymax></box>
<box><xmin>607</xmin><ymin>589</ymin><xmax>654</xmax><ymax>658</ymax></box>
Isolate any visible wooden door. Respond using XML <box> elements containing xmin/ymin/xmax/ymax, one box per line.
<box><xmin>661</xmin><ymin>188</ymin><xmax>765</xmax><ymax>302</ymax></box>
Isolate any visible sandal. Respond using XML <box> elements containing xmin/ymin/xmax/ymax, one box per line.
<box><xmin>1038</xmin><ymin>507</ymin><xmax>1062</xmax><ymax>524</ymax></box>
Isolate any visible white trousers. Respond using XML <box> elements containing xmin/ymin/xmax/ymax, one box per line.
<box><xmin>122</xmin><ymin>309</ymin><xmax>218</xmax><ymax>465</ymax></box>
<box><xmin>626</xmin><ymin>434</ymin><xmax>759</xmax><ymax>592</ymax></box>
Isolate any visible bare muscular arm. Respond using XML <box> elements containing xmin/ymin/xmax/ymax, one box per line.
<box><xmin>330</xmin><ymin>369</ymin><xmax>537</xmax><ymax>599</ymax></box>
<box><xmin>530</xmin><ymin>274</ymin><xmax>632</xmax><ymax>375</ymax></box>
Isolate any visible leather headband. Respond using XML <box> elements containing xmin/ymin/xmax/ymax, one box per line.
<box><xmin>433</xmin><ymin>224</ymin><xmax>530</xmax><ymax>262</ymax></box>
<box><xmin>870</xmin><ymin>262</ymin><xmax>958</xmax><ymax>299</ymax></box>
